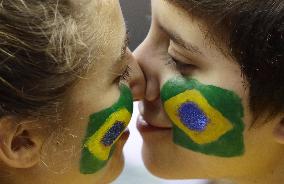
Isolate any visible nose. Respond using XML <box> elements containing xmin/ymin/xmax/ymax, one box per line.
<box><xmin>127</xmin><ymin>48</ymin><xmax>146</xmax><ymax>101</ymax></box>
<box><xmin>133</xmin><ymin>40</ymin><xmax>173</xmax><ymax>128</ymax></box>
<box><xmin>133</xmin><ymin>41</ymin><xmax>161</xmax><ymax>102</ymax></box>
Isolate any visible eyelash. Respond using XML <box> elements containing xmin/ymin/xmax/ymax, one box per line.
<box><xmin>119</xmin><ymin>65</ymin><xmax>131</xmax><ymax>81</ymax></box>
<box><xmin>168</xmin><ymin>55</ymin><xmax>196</xmax><ymax>74</ymax></box>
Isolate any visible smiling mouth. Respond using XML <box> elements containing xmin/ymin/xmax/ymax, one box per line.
<box><xmin>136</xmin><ymin>115</ymin><xmax>172</xmax><ymax>133</ymax></box>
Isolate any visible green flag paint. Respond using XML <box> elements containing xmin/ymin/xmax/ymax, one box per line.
<box><xmin>80</xmin><ymin>84</ymin><xmax>133</xmax><ymax>174</ymax></box>
<box><xmin>161</xmin><ymin>76</ymin><xmax>244</xmax><ymax>157</ymax></box>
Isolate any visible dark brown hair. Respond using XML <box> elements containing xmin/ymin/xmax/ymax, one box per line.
<box><xmin>0</xmin><ymin>0</ymin><xmax>93</xmax><ymax>118</ymax></box>
<box><xmin>170</xmin><ymin>0</ymin><xmax>284</xmax><ymax>118</ymax></box>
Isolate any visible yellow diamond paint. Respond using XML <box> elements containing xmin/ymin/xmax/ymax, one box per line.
<box><xmin>164</xmin><ymin>89</ymin><xmax>233</xmax><ymax>144</ymax></box>
<box><xmin>85</xmin><ymin>108</ymin><xmax>131</xmax><ymax>161</ymax></box>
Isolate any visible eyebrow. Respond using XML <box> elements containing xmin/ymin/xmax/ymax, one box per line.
<box><xmin>159</xmin><ymin>24</ymin><xmax>203</xmax><ymax>55</ymax></box>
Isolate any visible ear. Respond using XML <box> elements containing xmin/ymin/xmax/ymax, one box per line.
<box><xmin>273</xmin><ymin>117</ymin><xmax>284</xmax><ymax>144</ymax></box>
<box><xmin>0</xmin><ymin>116</ymin><xmax>44</xmax><ymax>168</ymax></box>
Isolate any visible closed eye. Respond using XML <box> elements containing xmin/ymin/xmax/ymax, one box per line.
<box><xmin>120</xmin><ymin>65</ymin><xmax>131</xmax><ymax>81</ymax></box>
<box><xmin>112</xmin><ymin>65</ymin><xmax>131</xmax><ymax>84</ymax></box>
<box><xmin>169</xmin><ymin>55</ymin><xmax>196</xmax><ymax>75</ymax></box>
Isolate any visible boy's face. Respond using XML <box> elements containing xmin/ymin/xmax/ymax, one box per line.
<box><xmin>134</xmin><ymin>0</ymin><xmax>282</xmax><ymax>180</ymax></box>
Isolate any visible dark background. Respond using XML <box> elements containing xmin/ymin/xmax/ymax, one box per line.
<box><xmin>120</xmin><ymin>0</ymin><xmax>151</xmax><ymax>50</ymax></box>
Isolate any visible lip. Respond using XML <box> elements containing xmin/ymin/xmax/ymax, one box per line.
<box><xmin>116</xmin><ymin>128</ymin><xmax>130</xmax><ymax>147</ymax></box>
<box><xmin>136</xmin><ymin>115</ymin><xmax>172</xmax><ymax>133</ymax></box>
<box><xmin>120</xmin><ymin>128</ymin><xmax>130</xmax><ymax>140</ymax></box>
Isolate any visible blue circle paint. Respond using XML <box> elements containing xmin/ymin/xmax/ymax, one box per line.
<box><xmin>101</xmin><ymin>121</ymin><xmax>125</xmax><ymax>146</ymax></box>
<box><xmin>178</xmin><ymin>102</ymin><xmax>208</xmax><ymax>131</ymax></box>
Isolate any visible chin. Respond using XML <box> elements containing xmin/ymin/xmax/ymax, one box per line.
<box><xmin>141</xmin><ymin>140</ymin><xmax>213</xmax><ymax>180</ymax></box>
<box><xmin>141</xmin><ymin>142</ymin><xmax>179</xmax><ymax>179</ymax></box>
<box><xmin>99</xmin><ymin>147</ymin><xmax>125</xmax><ymax>183</ymax></box>
<box><xmin>139</xmin><ymin>131</ymin><xmax>177</xmax><ymax>179</ymax></box>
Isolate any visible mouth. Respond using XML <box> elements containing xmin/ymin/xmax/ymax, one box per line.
<box><xmin>136</xmin><ymin>115</ymin><xmax>172</xmax><ymax>133</ymax></box>
<box><xmin>116</xmin><ymin>128</ymin><xmax>130</xmax><ymax>146</ymax></box>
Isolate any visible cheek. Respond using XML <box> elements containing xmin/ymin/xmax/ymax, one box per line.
<box><xmin>40</xmin><ymin>126</ymin><xmax>83</xmax><ymax>173</ymax></box>
<box><xmin>80</xmin><ymin>84</ymin><xmax>133</xmax><ymax>174</ymax></box>
<box><xmin>160</xmin><ymin>76</ymin><xmax>245</xmax><ymax>157</ymax></box>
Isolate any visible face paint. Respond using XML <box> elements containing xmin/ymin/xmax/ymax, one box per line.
<box><xmin>161</xmin><ymin>76</ymin><xmax>244</xmax><ymax>157</ymax></box>
<box><xmin>80</xmin><ymin>84</ymin><xmax>133</xmax><ymax>174</ymax></box>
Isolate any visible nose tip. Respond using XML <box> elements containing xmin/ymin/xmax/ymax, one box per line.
<box><xmin>133</xmin><ymin>43</ymin><xmax>162</xmax><ymax>102</ymax></box>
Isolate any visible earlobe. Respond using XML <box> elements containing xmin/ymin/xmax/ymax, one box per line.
<box><xmin>0</xmin><ymin>116</ymin><xmax>43</xmax><ymax>168</ymax></box>
<box><xmin>273</xmin><ymin>118</ymin><xmax>284</xmax><ymax>144</ymax></box>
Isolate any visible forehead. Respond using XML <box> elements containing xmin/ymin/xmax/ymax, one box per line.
<box><xmin>70</xmin><ymin>0</ymin><xmax>126</xmax><ymax>44</ymax></box>
<box><xmin>155</xmin><ymin>0</ymin><xmax>233</xmax><ymax>58</ymax></box>
<box><xmin>71</xmin><ymin>0</ymin><xmax>126</xmax><ymax>58</ymax></box>
<box><xmin>156</xmin><ymin>0</ymin><xmax>234</xmax><ymax>54</ymax></box>
<box><xmin>153</xmin><ymin>0</ymin><xmax>209</xmax><ymax>52</ymax></box>
<box><xmin>92</xmin><ymin>1</ymin><xmax>125</xmax><ymax>39</ymax></box>
<box><xmin>153</xmin><ymin>0</ymin><xmax>202</xmax><ymax>34</ymax></box>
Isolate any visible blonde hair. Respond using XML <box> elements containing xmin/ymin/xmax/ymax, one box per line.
<box><xmin>0</xmin><ymin>0</ymin><xmax>93</xmax><ymax>118</ymax></box>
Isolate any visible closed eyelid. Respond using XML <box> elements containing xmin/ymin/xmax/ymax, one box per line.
<box><xmin>168</xmin><ymin>41</ymin><xmax>207</xmax><ymax>69</ymax></box>
<box><xmin>169</xmin><ymin>44</ymin><xmax>186</xmax><ymax>59</ymax></box>
<box><xmin>168</xmin><ymin>44</ymin><xmax>194</xmax><ymax>64</ymax></box>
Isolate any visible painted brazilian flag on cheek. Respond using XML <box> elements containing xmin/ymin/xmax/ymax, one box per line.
<box><xmin>161</xmin><ymin>77</ymin><xmax>245</xmax><ymax>157</ymax></box>
<box><xmin>80</xmin><ymin>84</ymin><xmax>133</xmax><ymax>174</ymax></box>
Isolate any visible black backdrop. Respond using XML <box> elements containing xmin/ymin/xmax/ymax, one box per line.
<box><xmin>120</xmin><ymin>0</ymin><xmax>151</xmax><ymax>51</ymax></box>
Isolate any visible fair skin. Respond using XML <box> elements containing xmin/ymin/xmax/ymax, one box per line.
<box><xmin>134</xmin><ymin>0</ymin><xmax>284</xmax><ymax>184</ymax></box>
<box><xmin>0</xmin><ymin>0</ymin><xmax>145</xmax><ymax>184</ymax></box>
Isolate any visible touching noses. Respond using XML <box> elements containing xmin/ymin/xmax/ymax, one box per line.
<box><xmin>133</xmin><ymin>40</ymin><xmax>174</xmax><ymax>128</ymax></box>
<box><xmin>133</xmin><ymin>42</ymin><xmax>161</xmax><ymax>102</ymax></box>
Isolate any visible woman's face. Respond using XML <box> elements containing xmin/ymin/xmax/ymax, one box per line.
<box><xmin>13</xmin><ymin>1</ymin><xmax>145</xmax><ymax>184</ymax></box>
<box><xmin>134</xmin><ymin>0</ymin><xmax>282</xmax><ymax>181</ymax></box>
